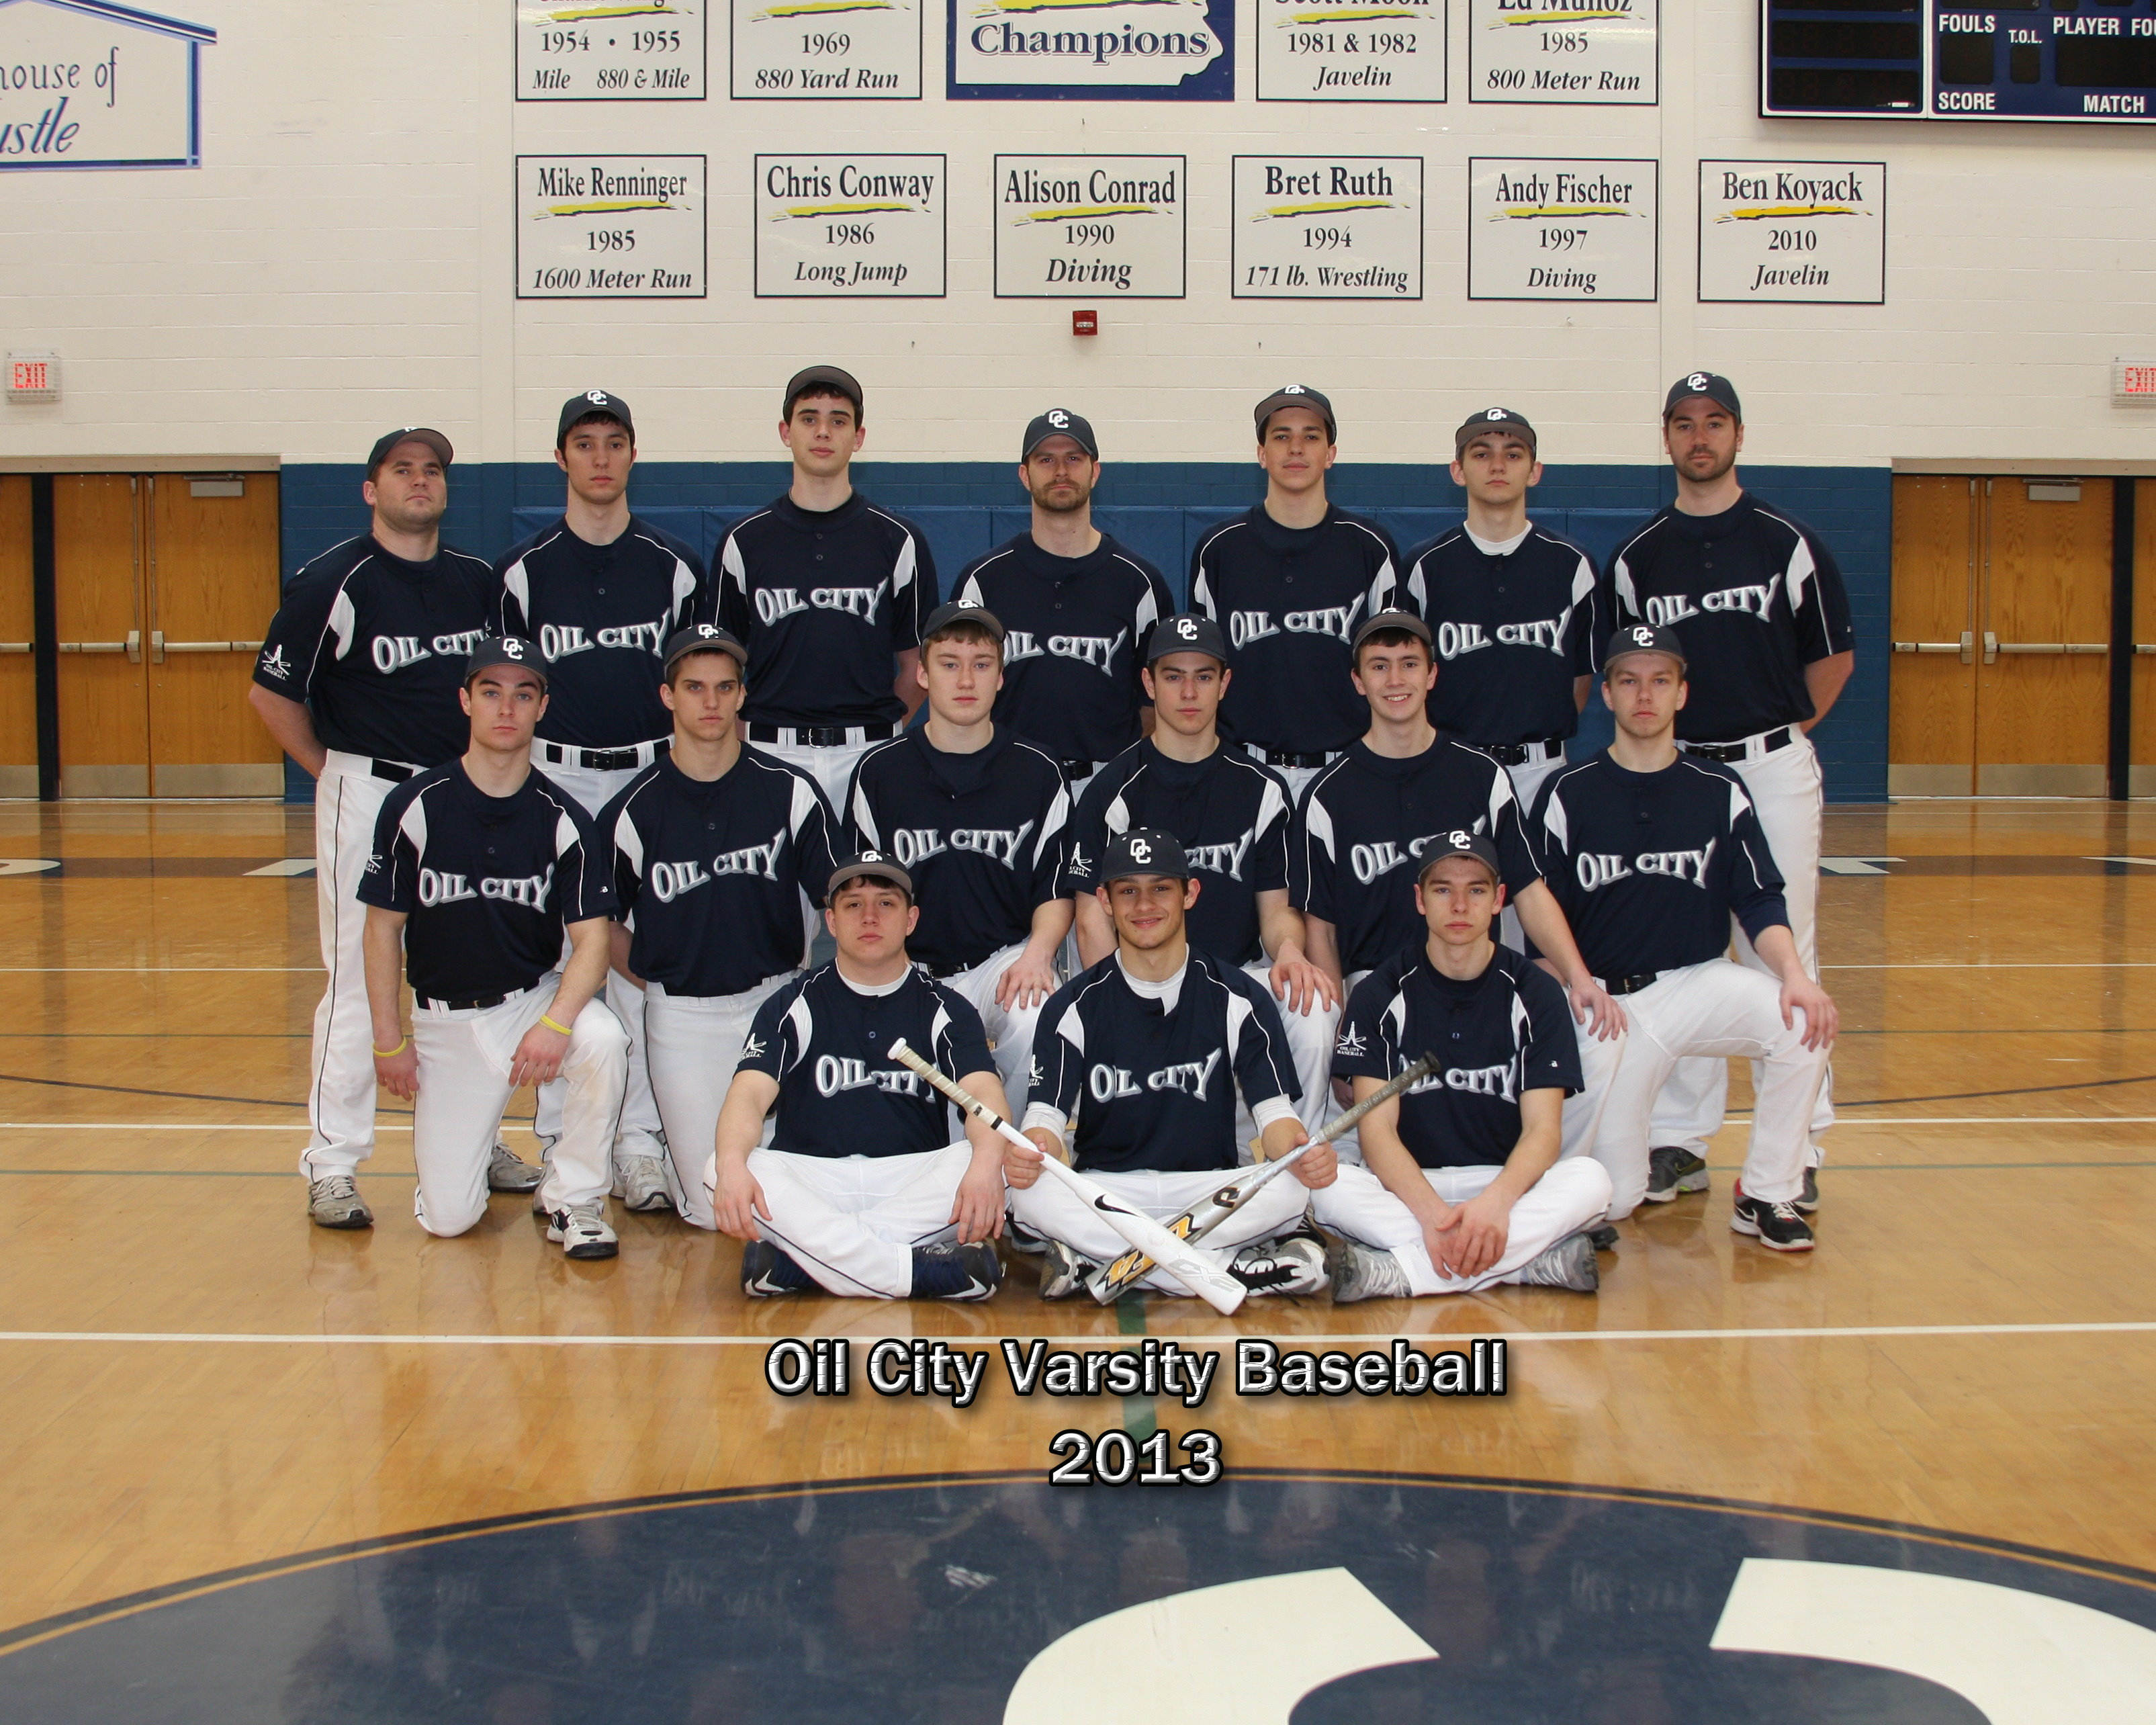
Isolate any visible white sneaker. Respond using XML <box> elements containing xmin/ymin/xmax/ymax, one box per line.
<box><xmin>1230</xmin><ymin>1235</ymin><xmax>1330</xmax><ymax>1297</ymax></box>
<box><xmin>1324</xmin><ymin>1238</ymin><xmax>1410</xmax><ymax>1303</ymax></box>
<box><xmin>546</xmin><ymin>1200</ymin><xmax>618</xmax><ymax>1259</ymax></box>
<box><xmin>615</xmin><ymin>1153</ymin><xmax>674</xmax><ymax>1214</ymax></box>
<box><xmin>308</xmin><ymin>1174</ymin><xmax>373</xmax><ymax>1230</ymax></box>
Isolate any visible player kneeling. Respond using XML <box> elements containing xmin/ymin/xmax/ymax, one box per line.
<box><xmin>709</xmin><ymin>853</ymin><xmax>1010</xmax><ymax>1299</ymax></box>
<box><xmin>361</xmin><ymin>638</ymin><xmax>630</xmax><ymax>1259</ymax></box>
<box><xmin>1319</xmin><ymin>836</ymin><xmax>1615</xmax><ymax>1300</ymax></box>
<box><xmin>1009</xmin><ymin>829</ymin><xmax>1337</xmax><ymax>1298</ymax></box>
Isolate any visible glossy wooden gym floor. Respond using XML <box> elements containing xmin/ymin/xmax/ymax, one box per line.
<box><xmin>1</xmin><ymin>797</ymin><xmax>2152</xmax><ymax>1639</ymax></box>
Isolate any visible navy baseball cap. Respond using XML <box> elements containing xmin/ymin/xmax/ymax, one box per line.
<box><xmin>662</xmin><ymin>623</ymin><xmax>747</xmax><ymax>675</ymax></box>
<box><xmin>557</xmin><ymin>390</ymin><xmax>633</xmax><ymax>446</ymax></box>
<box><xmin>1099</xmin><ymin>828</ymin><xmax>1189</xmax><ymax>883</ymax></box>
<box><xmin>827</xmin><ymin>849</ymin><xmax>913</xmax><ymax>901</ymax></box>
<box><xmin>1254</xmin><ymin>384</ymin><xmax>1335</xmax><ymax>441</ymax></box>
<box><xmin>1146</xmin><ymin>613</ymin><xmax>1228</xmax><ymax>665</ymax></box>
<box><xmin>1022</xmin><ymin>408</ymin><xmax>1098</xmax><ymax>461</ymax></box>
<box><xmin>922</xmin><ymin>601</ymin><xmax>1005</xmax><ymax>643</ymax></box>
<box><xmin>366</xmin><ymin>427</ymin><xmax>453</xmax><ymax>476</ymax></box>
<box><xmin>1602</xmin><ymin>623</ymin><xmax>1689</xmax><ymax>676</ymax></box>
<box><xmin>1663</xmin><ymin>371</ymin><xmax>1742</xmax><ymax>422</ymax></box>
<box><xmin>784</xmin><ymin>364</ymin><xmax>863</xmax><ymax>420</ymax></box>
<box><xmin>1455</xmin><ymin>407</ymin><xmax>1537</xmax><ymax>453</ymax></box>
<box><xmin>1351</xmin><ymin>609</ymin><xmax>1433</xmax><ymax>654</ymax></box>
<box><xmin>1418</xmin><ymin>831</ymin><xmax>1502</xmax><ymax>887</ymax></box>
<box><xmin>463</xmin><ymin>635</ymin><xmax>547</xmax><ymax>688</ymax></box>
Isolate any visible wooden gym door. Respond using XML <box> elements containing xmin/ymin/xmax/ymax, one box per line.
<box><xmin>1890</xmin><ymin>475</ymin><xmax>2114</xmax><ymax>797</ymax></box>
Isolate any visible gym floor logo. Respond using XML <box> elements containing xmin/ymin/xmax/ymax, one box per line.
<box><xmin>3</xmin><ymin>1474</ymin><xmax>2152</xmax><ymax>1720</ymax></box>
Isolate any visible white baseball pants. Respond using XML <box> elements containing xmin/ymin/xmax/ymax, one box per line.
<box><xmin>1584</xmin><ymin>959</ymin><xmax>1828</xmax><ymax>1219</ymax></box>
<box><xmin>409</xmin><ymin>988</ymin><xmax>628</xmax><ymax>1237</ymax></box>
<box><xmin>940</xmin><ymin>942</ymin><xmax>1044</xmax><ymax>1117</ymax></box>
<box><xmin>753</xmin><ymin>734</ymin><xmax>880</xmax><ymax>825</ymax></box>
<box><xmin>1496</xmin><ymin>750</ymin><xmax>1567</xmax><ymax>954</ymax></box>
<box><xmin>299</xmin><ymin>752</ymin><xmax>401</xmax><ymax>1181</ymax></box>
<box><xmin>733</xmin><ymin>1143</ymin><xmax>974</xmax><ymax>1298</ymax></box>
<box><xmin>642</xmin><ymin>973</ymin><xmax>794</xmax><ymax>1230</ymax></box>
<box><xmin>1651</xmin><ymin>731</ymin><xmax>1834</xmax><ymax>1160</ymax></box>
<box><xmin>1009</xmin><ymin>1163</ymin><xmax>1310</xmax><ymax>1294</ymax></box>
<box><xmin>1312</xmin><ymin>1156</ymin><xmax>1612</xmax><ymax>1294</ymax></box>
<box><xmin>1242</xmin><ymin>959</ymin><xmax>1341</xmax><ymax>1149</ymax></box>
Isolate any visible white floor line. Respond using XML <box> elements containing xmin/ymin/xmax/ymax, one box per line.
<box><xmin>0</xmin><ymin>967</ymin><xmax>326</xmax><ymax>973</ymax></box>
<box><xmin>1822</xmin><ymin>962</ymin><xmax>2156</xmax><ymax>969</ymax></box>
<box><xmin>1726</xmin><ymin>1116</ymin><xmax>2156</xmax><ymax>1126</ymax></box>
<box><xmin>0</xmin><ymin>1122</ymin><xmax>411</xmax><ymax>1131</ymax></box>
<box><xmin>0</xmin><ymin>1118</ymin><xmax>2145</xmax><ymax>1133</ymax></box>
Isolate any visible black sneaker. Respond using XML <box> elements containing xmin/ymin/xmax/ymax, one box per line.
<box><xmin>909</xmin><ymin>1240</ymin><xmax>1001</xmax><ymax>1300</ymax></box>
<box><xmin>1004</xmin><ymin>1217</ymin><xmax>1051</xmax><ymax>1255</ymax></box>
<box><xmin>1586</xmin><ymin>1223</ymin><xmax>1620</xmax><ymax>1251</ymax></box>
<box><xmin>1644</xmin><ymin>1145</ymin><xmax>1709</xmax><ymax>1203</ymax></box>
<box><xmin>1036</xmin><ymin>1239</ymin><xmax>1093</xmax><ymax>1300</ymax></box>
<box><xmin>1730</xmin><ymin>1183</ymin><xmax>1815</xmax><ymax>1253</ymax></box>
<box><xmin>1795</xmin><ymin>1165</ymin><xmax>1820</xmax><ymax>1214</ymax></box>
<box><xmin>741</xmin><ymin>1239</ymin><xmax>815</xmax><ymax>1296</ymax></box>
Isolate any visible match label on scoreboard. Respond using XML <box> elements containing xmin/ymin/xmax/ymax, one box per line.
<box><xmin>756</xmin><ymin>154</ymin><xmax>946</xmax><ymax>296</ymax></box>
<box><xmin>1231</xmin><ymin>157</ymin><xmax>1422</xmax><ymax>300</ymax></box>
<box><xmin>732</xmin><ymin>0</ymin><xmax>920</xmax><ymax>98</ymax></box>
<box><xmin>995</xmin><ymin>157</ymin><xmax>1186</xmax><ymax>298</ymax></box>
<box><xmin>516</xmin><ymin>157</ymin><xmax>705</xmax><ymax>298</ymax></box>
<box><xmin>516</xmin><ymin>0</ymin><xmax>707</xmax><ymax>99</ymax></box>
<box><xmin>1469</xmin><ymin>0</ymin><xmax>1654</xmax><ymax>104</ymax></box>
<box><xmin>1697</xmin><ymin>159</ymin><xmax>1883</xmax><ymax>304</ymax></box>
<box><xmin>1468</xmin><ymin>158</ymin><xmax>1656</xmax><ymax>300</ymax></box>
<box><xmin>1255</xmin><ymin>0</ymin><xmax>1446</xmax><ymax>103</ymax></box>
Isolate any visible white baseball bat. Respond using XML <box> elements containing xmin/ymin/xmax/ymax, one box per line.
<box><xmin>885</xmin><ymin>1038</ymin><xmax>1247</xmax><ymax>1315</ymax></box>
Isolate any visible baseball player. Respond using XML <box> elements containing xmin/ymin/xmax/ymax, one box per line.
<box><xmin>843</xmin><ymin>602</ymin><xmax>1072</xmax><ymax>1114</ymax></box>
<box><xmin>1009</xmin><ymin>829</ymin><xmax>1337</xmax><ymax>1300</ymax></box>
<box><xmin>709</xmin><ymin>852</ymin><xmax>1009</xmax><ymax>1300</ymax></box>
<box><xmin>359</xmin><ymin>637</ymin><xmax>629</xmax><ymax>1259</ymax></box>
<box><xmin>1190</xmin><ymin>386</ymin><xmax>1403</xmax><ymax>803</ymax></box>
<box><xmin>716</xmin><ymin>365</ymin><xmax>939</xmax><ymax>815</ymax></box>
<box><xmin>1318</xmin><ymin>835</ymin><xmax>1616</xmax><ymax>1300</ymax></box>
<box><xmin>246</xmin><ymin>427</ymin><xmax>506</xmax><ymax>1231</ymax></box>
<box><xmin>1065</xmin><ymin>614</ymin><xmax>1339</xmax><ymax>1139</ymax></box>
<box><xmin>1530</xmin><ymin>625</ymin><xmax>1838</xmax><ymax>1247</ymax></box>
<box><xmin>1607</xmin><ymin>373</ymin><xmax>1855</xmax><ymax>1208</ymax></box>
<box><xmin>496</xmin><ymin>390</ymin><xmax>707</xmax><ymax>1214</ymax></box>
<box><xmin>949</xmin><ymin>410</ymin><xmax>1174</xmax><ymax>793</ymax></box>
<box><xmin>598</xmin><ymin>624</ymin><xmax>842</xmax><ymax>1230</ymax></box>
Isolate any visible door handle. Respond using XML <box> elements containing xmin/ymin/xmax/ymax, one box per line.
<box><xmin>1893</xmin><ymin>633</ymin><xmax>1974</xmax><ymax>664</ymax></box>
<box><xmin>58</xmin><ymin>632</ymin><xmax>140</xmax><ymax>660</ymax></box>
<box><xmin>150</xmin><ymin>629</ymin><xmax>163</xmax><ymax>664</ymax></box>
<box><xmin>1983</xmin><ymin>630</ymin><xmax>1997</xmax><ymax>664</ymax></box>
<box><xmin>1993</xmin><ymin>642</ymin><xmax>2108</xmax><ymax>656</ymax></box>
<box><xmin>2137</xmin><ymin>644</ymin><xmax>2156</xmax><ymax>656</ymax></box>
<box><xmin>0</xmin><ymin>643</ymin><xmax>29</xmax><ymax>654</ymax></box>
<box><xmin>156</xmin><ymin>638</ymin><xmax>261</xmax><ymax>654</ymax></box>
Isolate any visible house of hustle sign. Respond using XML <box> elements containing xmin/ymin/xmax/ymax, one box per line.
<box><xmin>0</xmin><ymin>0</ymin><xmax>215</xmax><ymax>170</ymax></box>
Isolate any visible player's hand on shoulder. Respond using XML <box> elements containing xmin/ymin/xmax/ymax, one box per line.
<box><xmin>1780</xmin><ymin>974</ymin><xmax>1839</xmax><ymax>1051</ymax></box>
<box><xmin>1568</xmin><ymin>977</ymin><xmax>1627</xmax><ymax>1041</ymax></box>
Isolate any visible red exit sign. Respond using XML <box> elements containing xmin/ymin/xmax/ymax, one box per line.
<box><xmin>5</xmin><ymin>354</ymin><xmax>58</xmax><ymax>402</ymax></box>
<box><xmin>2116</xmin><ymin>361</ymin><xmax>2156</xmax><ymax>405</ymax></box>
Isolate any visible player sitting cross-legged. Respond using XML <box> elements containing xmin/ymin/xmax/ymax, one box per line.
<box><xmin>1317</xmin><ymin>834</ymin><xmax>1617</xmax><ymax>1302</ymax></box>
<box><xmin>1008</xmin><ymin>828</ymin><xmax>1338</xmax><ymax>1300</ymax></box>
<box><xmin>708</xmin><ymin>852</ymin><xmax>1011</xmax><ymax>1300</ymax></box>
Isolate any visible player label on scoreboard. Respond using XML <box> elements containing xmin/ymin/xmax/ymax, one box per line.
<box><xmin>1231</xmin><ymin>157</ymin><xmax>1422</xmax><ymax>300</ymax></box>
<box><xmin>1468</xmin><ymin>158</ymin><xmax>1656</xmax><ymax>300</ymax></box>
<box><xmin>1697</xmin><ymin>159</ymin><xmax>1884</xmax><ymax>304</ymax></box>
<box><xmin>1469</xmin><ymin>0</ymin><xmax>1655</xmax><ymax>105</ymax></box>
<box><xmin>732</xmin><ymin>0</ymin><xmax>921</xmax><ymax>98</ymax></box>
<box><xmin>516</xmin><ymin>0</ymin><xmax>707</xmax><ymax>100</ymax></box>
<box><xmin>756</xmin><ymin>154</ymin><xmax>946</xmax><ymax>296</ymax></box>
<box><xmin>516</xmin><ymin>156</ymin><xmax>705</xmax><ymax>298</ymax></box>
<box><xmin>1255</xmin><ymin>0</ymin><xmax>1446</xmax><ymax>103</ymax></box>
<box><xmin>994</xmin><ymin>157</ymin><xmax>1186</xmax><ymax>298</ymax></box>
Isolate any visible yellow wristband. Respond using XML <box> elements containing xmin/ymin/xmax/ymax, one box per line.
<box><xmin>373</xmin><ymin>1035</ymin><xmax>408</xmax><ymax>1059</ymax></box>
<box><xmin>540</xmin><ymin>1015</ymin><xmax>573</xmax><ymax>1036</ymax></box>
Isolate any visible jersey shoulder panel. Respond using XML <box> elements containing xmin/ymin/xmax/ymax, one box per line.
<box><xmin>1335</xmin><ymin>511</ymin><xmax>1404</xmax><ymax>560</ymax></box>
<box><xmin>492</xmin><ymin>521</ymin><xmax>570</xmax><ymax>578</ymax></box>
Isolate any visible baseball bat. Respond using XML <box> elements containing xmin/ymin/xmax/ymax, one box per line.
<box><xmin>885</xmin><ymin>1038</ymin><xmax>1247</xmax><ymax>1316</ymax></box>
<box><xmin>1085</xmin><ymin>1049</ymin><xmax>1444</xmax><ymax>1304</ymax></box>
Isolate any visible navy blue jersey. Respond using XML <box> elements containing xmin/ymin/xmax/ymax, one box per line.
<box><xmin>1189</xmin><ymin>506</ymin><xmax>1401</xmax><ymax>756</ymax></box>
<box><xmin>716</xmin><ymin>493</ymin><xmax>938</xmax><ymax>729</ymax></box>
<box><xmin>951</xmin><ymin>533</ymin><xmax>1173</xmax><ymax>766</ymax></box>
<box><xmin>1067</xmin><ymin>741</ymin><xmax>1292</xmax><ymax>968</ymax></box>
<box><xmin>1026</xmin><ymin>949</ymin><xmax>1299</xmax><ymax>1176</ymax></box>
<box><xmin>601</xmin><ymin>749</ymin><xmax>840</xmax><ymax>998</ymax></box>
<box><xmin>1529</xmin><ymin>751</ymin><xmax>1789</xmax><ymax>980</ymax></box>
<box><xmin>1400</xmin><ymin>524</ymin><xmax>1599</xmax><ymax>744</ymax></box>
<box><xmin>738</xmin><ymin>963</ymin><xmax>994</xmax><ymax>1159</ymax></box>
<box><xmin>253</xmin><ymin>535</ymin><xmax>496</xmax><ymax>767</ymax></box>
<box><xmin>1606</xmin><ymin>492</ymin><xmax>1855</xmax><ymax>742</ymax></box>
<box><xmin>1295</xmin><ymin>740</ymin><xmax>1541</xmax><ymax>978</ymax></box>
<box><xmin>1333</xmin><ymin>942</ymin><xmax>1582</xmax><ymax>1169</ymax></box>
<box><xmin>359</xmin><ymin>762</ymin><xmax>615</xmax><ymax>1003</ymax></box>
<box><xmin>843</xmin><ymin>727</ymin><xmax>1072</xmax><ymax>974</ymax></box>
<box><xmin>496</xmin><ymin>517</ymin><xmax>707</xmax><ymax>750</ymax></box>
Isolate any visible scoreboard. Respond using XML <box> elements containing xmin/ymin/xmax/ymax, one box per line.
<box><xmin>1761</xmin><ymin>0</ymin><xmax>2156</xmax><ymax>122</ymax></box>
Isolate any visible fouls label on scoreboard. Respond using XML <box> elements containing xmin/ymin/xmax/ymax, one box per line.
<box><xmin>1232</xmin><ymin>157</ymin><xmax>1423</xmax><ymax>300</ymax></box>
<box><xmin>1468</xmin><ymin>0</ymin><xmax>1655</xmax><ymax>105</ymax></box>
<box><xmin>516</xmin><ymin>157</ymin><xmax>705</xmax><ymax>298</ymax></box>
<box><xmin>1468</xmin><ymin>157</ymin><xmax>1656</xmax><ymax>300</ymax></box>
<box><xmin>1255</xmin><ymin>0</ymin><xmax>1446</xmax><ymax>103</ymax></box>
<box><xmin>1697</xmin><ymin>160</ymin><xmax>1884</xmax><ymax>304</ymax></box>
<box><xmin>732</xmin><ymin>0</ymin><xmax>921</xmax><ymax>98</ymax></box>
<box><xmin>756</xmin><ymin>154</ymin><xmax>946</xmax><ymax>296</ymax></box>
<box><xmin>517</xmin><ymin>0</ymin><xmax>707</xmax><ymax>99</ymax></box>
<box><xmin>995</xmin><ymin>157</ymin><xmax>1185</xmax><ymax>298</ymax></box>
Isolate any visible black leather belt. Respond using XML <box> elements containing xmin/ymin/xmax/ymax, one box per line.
<box><xmin>418</xmin><ymin>991</ymin><xmax>513</xmax><ymax>1012</ymax></box>
<box><xmin>746</xmin><ymin>722</ymin><xmax>896</xmax><ymax>748</ymax></box>
<box><xmin>369</xmin><ymin>758</ymin><xmax>418</xmax><ymax>783</ymax></box>
<box><xmin>1056</xmin><ymin>758</ymin><xmax>1096</xmax><ymax>782</ymax></box>
<box><xmin>924</xmin><ymin>958</ymin><xmax>975</xmax><ymax>979</ymax></box>
<box><xmin>1476</xmin><ymin>737</ymin><xmax>1565</xmax><ymax>766</ymax></box>
<box><xmin>1601</xmin><ymin>973</ymin><xmax>1664</xmax><ymax>998</ymax></box>
<box><xmin>1684</xmin><ymin>727</ymin><xmax>1791</xmax><ymax>763</ymax></box>
<box><xmin>1262</xmin><ymin>748</ymin><xmax>1335</xmax><ymax>770</ymax></box>
<box><xmin>572</xmin><ymin>746</ymin><xmax>647</xmax><ymax>772</ymax></box>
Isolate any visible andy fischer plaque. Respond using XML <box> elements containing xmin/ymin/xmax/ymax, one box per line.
<box><xmin>993</xmin><ymin>157</ymin><xmax>1186</xmax><ymax>297</ymax></box>
<box><xmin>755</xmin><ymin>154</ymin><xmax>946</xmax><ymax>296</ymax></box>
<box><xmin>1231</xmin><ymin>156</ymin><xmax>1423</xmax><ymax>299</ymax></box>
<box><xmin>1468</xmin><ymin>157</ymin><xmax>1656</xmax><ymax>299</ymax></box>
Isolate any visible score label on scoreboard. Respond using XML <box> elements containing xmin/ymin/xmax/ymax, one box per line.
<box><xmin>1470</xmin><ymin>0</ymin><xmax>1656</xmax><ymax>105</ymax></box>
<box><xmin>1231</xmin><ymin>157</ymin><xmax>1423</xmax><ymax>300</ymax></box>
<box><xmin>517</xmin><ymin>0</ymin><xmax>707</xmax><ymax>100</ymax></box>
<box><xmin>1697</xmin><ymin>160</ymin><xmax>1884</xmax><ymax>304</ymax></box>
